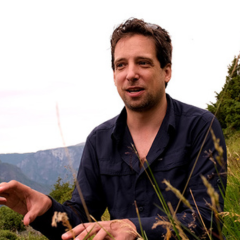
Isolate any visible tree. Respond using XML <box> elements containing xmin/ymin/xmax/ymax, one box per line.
<box><xmin>0</xmin><ymin>206</ymin><xmax>25</xmax><ymax>232</ymax></box>
<box><xmin>49</xmin><ymin>177</ymin><xmax>75</xmax><ymax>204</ymax></box>
<box><xmin>0</xmin><ymin>230</ymin><xmax>18</xmax><ymax>240</ymax></box>
<box><xmin>207</xmin><ymin>56</ymin><xmax>240</xmax><ymax>137</ymax></box>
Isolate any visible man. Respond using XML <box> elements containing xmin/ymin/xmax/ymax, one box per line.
<box><xmin>0</xmin><ymin>18</ymin><xmax>227</xmax><ymax>240</ymax></box>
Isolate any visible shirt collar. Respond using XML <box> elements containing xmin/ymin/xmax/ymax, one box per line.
<box><xmin>111</xmin><ymin>94</ymin><xmax>176</xmax><ymax>142</ymax></box>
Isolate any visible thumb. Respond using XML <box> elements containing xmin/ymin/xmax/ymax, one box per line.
<box><xmin>23</xmin><ymin>210</ymin><xmax>37</xmax><ymax>226</ymax></box>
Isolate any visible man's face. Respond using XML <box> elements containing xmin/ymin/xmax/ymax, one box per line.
<box><xmin>113</xmin><ymin>34</ymin><xmax>171</xmax><ymax>113</ymax></box>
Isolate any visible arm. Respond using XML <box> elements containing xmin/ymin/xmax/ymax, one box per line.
<box><xmin>30</xmin><ymin>135</ymin><xmax>108</xmax><ymax>239</ymax></box>
<box><xmin>0</xmin><ymin>135</ymin><xmax>105</xmax><ymax>240</ymax></box>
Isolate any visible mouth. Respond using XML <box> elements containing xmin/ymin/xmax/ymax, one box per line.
<box><xmin>126</xmin><ymin>87</ymin><xmax>144</xmax><ymax>93</ymax></box>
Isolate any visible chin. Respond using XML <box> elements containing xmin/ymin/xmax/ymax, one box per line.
<box><xmin>126</xmin><ymin>103</ymin><xmax>153</xmax><ymax>112</ymax></box>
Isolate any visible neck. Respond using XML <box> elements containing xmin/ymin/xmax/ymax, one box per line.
<box><xmin>126</xmin><ymin>95</ymin><xmax>168</xmax><ymax>132</ymax></box>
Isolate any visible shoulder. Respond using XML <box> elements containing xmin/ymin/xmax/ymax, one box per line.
<box><xmin>170</xmin><ymin>96</ymin><xmax>214</xmax><ymax>123</ymax></box>
<box><xmin>168</xmin><ymin>96</ymin><xmax>225</xmax><ymax>150</ymax></box>
<box><xmin>86</xmin><ymin>115</ymin><xmax>119</xmax><ymax>141</ymax></box>
<box><xmin>167</xmin><ymin>95</ymin><xmax>223</xmax><ymax>138</ymax></box>
<box><xmin>82</xmin><ymin>114</ymin><xmax>122</xmax><ymax>157</ymax></box>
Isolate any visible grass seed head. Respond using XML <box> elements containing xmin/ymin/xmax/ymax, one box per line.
<box><xmin>163</xmin><ymin>180</ymin><xmax>194</xmax><ymax>212</ymax></box>
<box><xmin>52</xmin><ymin>212</ymin><xmax>75</xmax><ymax>238</ymax></box>
<box><xmin>201</xmin><ymin>175</ymin><xmax>220</xmax><ymax>212</ymax></box>
<box><xmin>210</xmin><ymin>129</ymin><xmax>224</xmax><ymax>168</ymax></box>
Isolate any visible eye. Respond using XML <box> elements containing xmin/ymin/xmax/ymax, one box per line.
<box><xmin>138</xmin><ymin>60</ymin><xmax>151</xmax><ymax>67</ymax></box>
<box><xmin>115</xmin><ymin>62</ymin><xmax>125</xmax><ymax>70</ymax></box>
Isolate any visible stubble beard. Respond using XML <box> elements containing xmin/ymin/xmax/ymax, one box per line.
<box><xmin>123</xmin><ymin>92</ymin><xmax>162</xmax><ymax>113</ymax></box>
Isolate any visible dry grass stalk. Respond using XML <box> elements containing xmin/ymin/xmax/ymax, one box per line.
<box><xmin>219</xmin><ymin>212</ymin><xmax>240</xmax><ymax>222</ymax></box>
<box><xmin>201</xmin><ymin>175</ymin><xmax>220</xmax><ymax>212</ymax></box>
<box><xmin>56</xmin><ymin>104</ymin><xmax>91</xmax><ymax>222</ymax></box>
<box><xmin>90</xmin><ymin>215</ymin><xmax>143</xmax><ymax>240</ymax></box>
<box><xmin>201</xmin><ymin>176</ymin><xmax>224</xmax><ymax>240</ymax></box>
<box><xmin>164</xmin><ymin>227</ymin><xmax>172</xmax><ymax>240</ymax></box>
<box><xmin>110</xmin><ymin>220</ymin><xmax>143</xmax><ymax>239</ymax></box>
<box><xmin>152</xmin><ymin>215</ymin><xmax>172</xmax><ymax>230</ymax></box>
<box><xmin>190</xmin><ymin>189</ymin><xmax>211</xmax><ymax>240</ymax></box>
<box><xmin>52</xmin><ymin>211</ymin><xmax>75</xmax><ymax>239</ymax></box>
<box><xmin>153</xmin><ymin>204</ymin><xmax>189</xmax><ymax>240</ymax></box>
<box><xmin>163</xmin><ymin>180</ymin><xmax>194</xmax><ymax>212</ymax></box>
<box><xmin>152</xmin><ymin>215</ymin><xmax>173</xmax><ymax>239</ymax></box>
<box><xmin>133</xmin><ymin>201</ymin><xmax>147</xmax><ymax>240</ymax></box>
<box><xmin>210</xmin><ymin>129</ymin><xmax>224</xmax><ymax>168</ymax></box>
<box><xmin>89</xmin><ymin>215</ymin><xmax>115</xmax><ymax>239</ymax></box>
<box><xmin>168</xmin><ymin>203</ymin><xmax>189</xmax><ymax>240</ymax></box>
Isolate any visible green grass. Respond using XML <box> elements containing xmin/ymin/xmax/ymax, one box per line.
<box><xmin>221</xmin><ymin>131</ymin><xmax>240</xmax><ymax>239</ymax></box>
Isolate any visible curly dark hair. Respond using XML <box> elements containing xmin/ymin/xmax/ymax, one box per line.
<box><xmin>111</xmin><ymin>18</ymin><xmax>172</xmax><ymax>72</ymax></box>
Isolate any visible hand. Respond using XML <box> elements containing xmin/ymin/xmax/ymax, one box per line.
<box><xmin>61</xmin><ymin>219</ymin><xmax>139</xmax><ymax>240</ymax></box>
<box><xmin>0</xmin><ymin>180</ymin><xmax>52</xmax><ymax>226</ymax></box>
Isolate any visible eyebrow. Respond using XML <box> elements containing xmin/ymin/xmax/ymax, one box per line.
<box><xmin>114</xmin><ymin>56</ymin><xmax>154</xmax><ymax>64</ymax></box>
<box><xmin>114</xmin><ymin>58</ymin><xmax>125</xmax><ymax>64</ymax></box>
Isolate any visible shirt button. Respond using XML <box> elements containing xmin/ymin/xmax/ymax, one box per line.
<box><xmin>217</xmin><ymin>178</ymin><xmax>221</xmax><ymax>184</ymax></box>
<box><xmin>139</xmin><ymin>207</ymin><xmax>144</xmax><ymax>212</ymax></box>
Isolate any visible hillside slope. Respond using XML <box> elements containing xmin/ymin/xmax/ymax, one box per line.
<box><xmin>0</xmin><ymin>162</ymin><xmax>51</xmax><ymax>194</ymax></box>
<box><xmin>0</xmin><ymin>143</ymin><xmax>84</xmax><ymax>186</ymax></box>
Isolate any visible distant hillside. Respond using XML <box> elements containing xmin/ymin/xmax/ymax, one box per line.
<box><xmin>0</xmin><ymin>162</ymin><xmax>51</xmax><ymax>194</ymax></box>
<box><xmin>0</xmin><ymin>143</ymin><xmax>85</xmax><ymax>187</ymax></box>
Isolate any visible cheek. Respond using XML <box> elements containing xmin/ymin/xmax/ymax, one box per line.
<box><xmin>114</xmin><ymin>73</ymin><xmax>125</xmax><ymax>86</ymax></box>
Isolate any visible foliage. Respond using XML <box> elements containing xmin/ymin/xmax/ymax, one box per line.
<box><xmin>0</xmin><ymin>230</ymin><xmax>18</xmax><ymax>240</ymax></box>
<box><xmin>0</xmin><ymin>207</ymin><xmax>25</xmax><ymax>232</ymax></box>
<box><xmin>17</xmin><ymin>232</ymin><xmax>48</xmax><ymax>240</ymax></box>
<box><xmin>207</xmin><ymin>56</ymin><xmax>240</xmax><ymax>137</ymax></box>
<box><xmin>49</xmin><ymin>177</ymin><xmax>75</xmax><ymax>204</ymax></box>
<box><xmin>221</xmin><ymin>130</ymin><xmax>240</xmax><ymax>238</ymax></box>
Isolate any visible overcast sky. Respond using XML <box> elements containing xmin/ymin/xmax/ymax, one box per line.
<box><xmin>0</xmin><ymin>0</ymin><xmax>240</xmax><ymax>154</ymax></box>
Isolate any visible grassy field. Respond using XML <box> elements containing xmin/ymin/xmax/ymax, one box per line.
<box><xmin>221</xmin><ymin>131</ymin><xmax>240</xmax><ymax>239</ymax></box>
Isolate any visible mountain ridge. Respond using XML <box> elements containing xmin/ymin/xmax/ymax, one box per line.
<box><xmin>0</xmin><ymin>143</ymin><xmax>85</xmax><ymax>193</ymax></box>
<box><xmin>0</xmin><ymin>162</ymin><xmax>51</xmax><ymax>194</ymax></box>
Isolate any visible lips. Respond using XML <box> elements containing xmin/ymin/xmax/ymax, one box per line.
<box><xmin>126</xmin><ymin>87</ymin><xmax>144</xmax><ymax>93</ymax></box>
<box><xmin>125</xmin><ymin>87</ymin><xmax>145</xmax><ymax>97</ymax></box>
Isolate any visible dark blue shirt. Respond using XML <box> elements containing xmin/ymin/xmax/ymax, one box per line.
<box><xmin>32</xmin><ymin>94</ymin><xmax>227</xmax><ymax>239</ymax></box>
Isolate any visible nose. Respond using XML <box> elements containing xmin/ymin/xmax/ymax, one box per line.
<box><xmin>126</xmin><ymin>63</ymin><xmax>139</xmax><ymax>81</ymax></box>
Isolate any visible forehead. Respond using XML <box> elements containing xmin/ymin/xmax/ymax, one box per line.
<box><xmin>114</xmin><ymin>34</ymin><xmax>157</xmax><ymax>60</ymax></box>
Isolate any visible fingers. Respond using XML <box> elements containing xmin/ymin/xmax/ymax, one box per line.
<box><xmin>89</xmin><ymin>228</ymin><xmax>108</xmax><ymax>240</ymax></box>
<box><xmin>0</xmin><ymin>180</ymin><xmax>27</xmax><ymax>195</ymax></box>
<box><xmin>75</xmin><ymin>224</ymin><xmax>101</xmax><ymax>240</ymax></box>
<box><xmin>23</xmin><ymin>209</ymin><xmax>38</xmax><ymax>226</ymax></box>
<box><xmin>62</xmin><ymin>223</ymin><xmax>100</xmax><ymax>240</ymax></box>
<box><xmin>23</xmin><ymin>193</ymin><xmax>52</xmax><ymax>225</ymax></box>
<box><xmin>0</xmin><ymin>197</ymin><xmax>7</xmax><ymax>205</ymax></box>
<box><xmin>62</xmin><ymin>224</ymin><xmax>87</xmax><ymax>239</ymax></box>
<box><xmin>62</xmin><ymin>220</ymin><xmax>138</xmax><ymax>240</ymax></box>
<box><xmin>0</xmin><ymin>182</ymin><xmax>12</xmax><ymax>205</ymax></box>
<box><xmin>23</xmin><ymin>213</ymin><xmax>31</xmax><ymax>226</ymax></box>
<box><xmin>0</xmin><ymin>182</ymin><xmax>8</xmax><ymax>192</ymax></box>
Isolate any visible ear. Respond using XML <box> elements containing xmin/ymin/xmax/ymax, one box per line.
<box><xmin>164</xmin><ymin>64</ymin><xmax>172</xmax><ymax>84</ymax></box>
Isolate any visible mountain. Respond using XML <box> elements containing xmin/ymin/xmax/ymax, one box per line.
<box><xmin>0</xmin><ymin>162</ymin><xmax>51</xmax><ymax>194</ymax></box>
<box><xmin>0</xmin><ymin>143</ymin><xmax>85</xmax><ymax>190</ymax></box>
